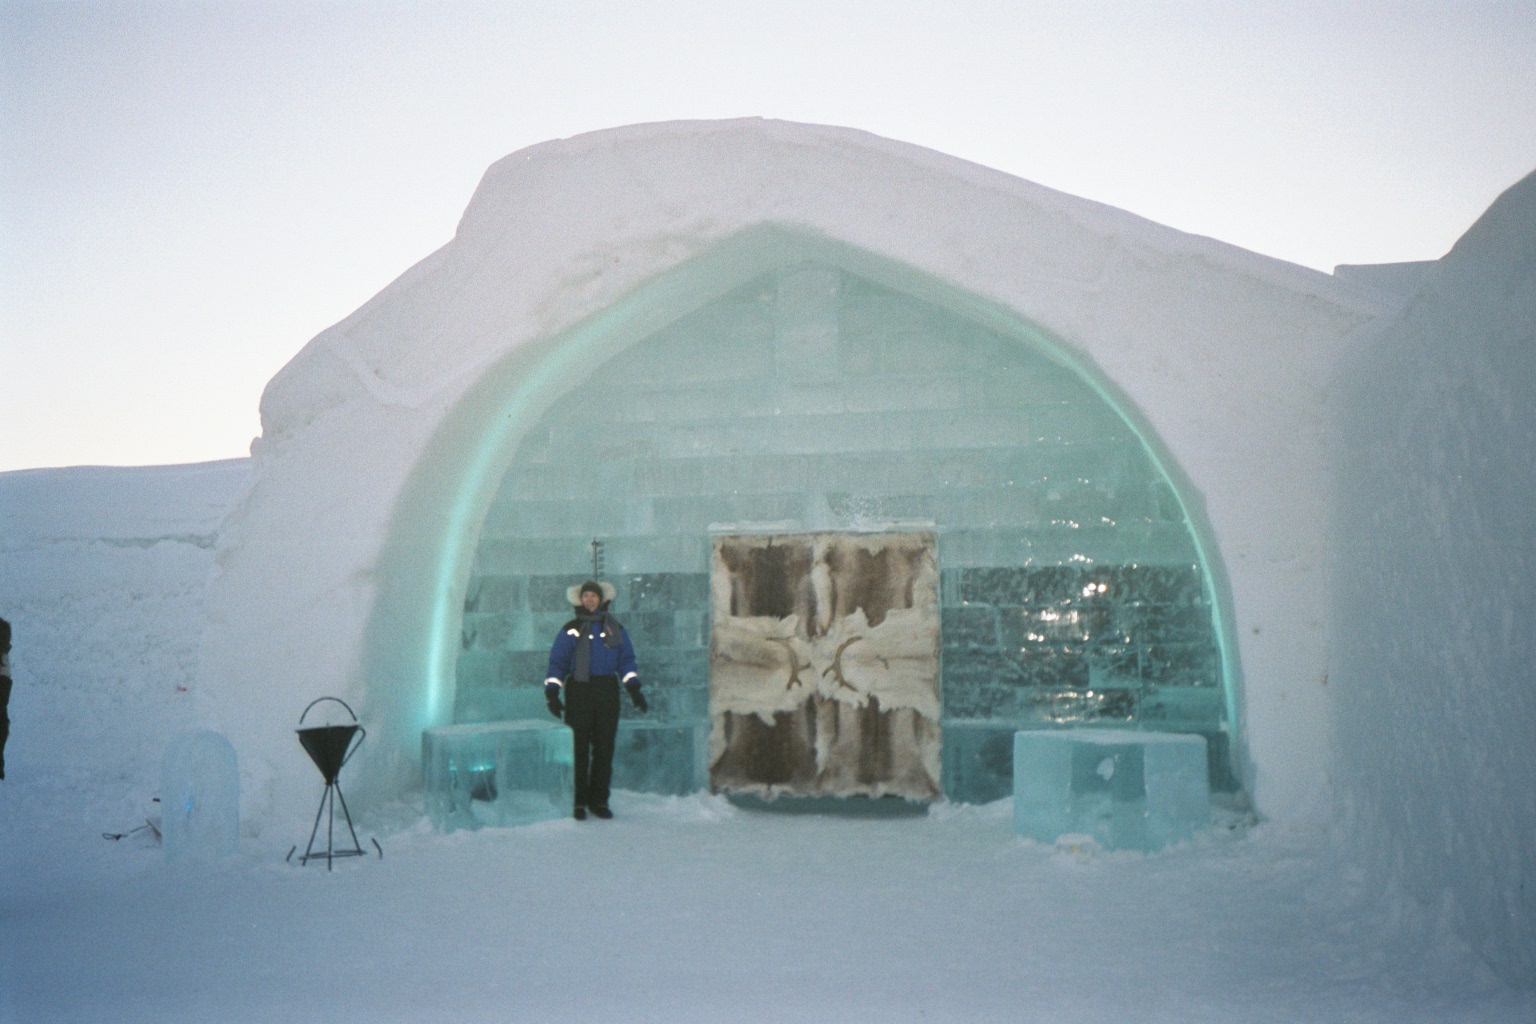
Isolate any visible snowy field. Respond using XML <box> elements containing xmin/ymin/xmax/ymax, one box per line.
<box><xmin>2</xmin><ymin>774</ymin><xmax>1530</xmax><ymax>1024</ymax></box>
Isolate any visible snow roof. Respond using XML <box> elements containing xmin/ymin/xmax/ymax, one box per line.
<box><xmin>259</xmin><ymin>118</ymin><xmax>1382</xmax><ymax>443</ymax></box>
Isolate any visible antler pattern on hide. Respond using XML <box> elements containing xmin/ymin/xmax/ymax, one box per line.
<box><xmin>822</xmin><ymin>634</ymin><xmax>864</xmax><ymax>692</ymax></box>
<box><xmin>771</xmin><ymin>638</ymin><xmax>810</xmax><ymax>691</ymax></box>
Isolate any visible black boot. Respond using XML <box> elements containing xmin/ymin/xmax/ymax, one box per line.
<box><xmin>590</xmin><ymin>804</ymin><xmax>613</xmax><ymax>819</ymax></box>
<box><xmin>573</xmin><ymin>805</ymin><xmax>587</xmax><ymax>820</ymax></box>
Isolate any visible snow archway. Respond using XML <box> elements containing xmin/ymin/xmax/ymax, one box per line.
<box><xmin>421</xmin><ymin>229</ymin><xmax>1243</xmax><ymax>800</ymax></box>
<box><xmin>199</xmin><ymin>120</ymin><xmax>1383</xmax><ymax>825</ymax></box>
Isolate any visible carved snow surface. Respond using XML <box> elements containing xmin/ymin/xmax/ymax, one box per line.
<box><xmin>709</xmin><ymin>532</ymin><xmax>941</xmax><ymax>800</ymax></box>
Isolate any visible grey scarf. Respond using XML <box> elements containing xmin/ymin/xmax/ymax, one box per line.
<box><xmin>571</xmin><ymin>610</ymin><xmax>623</xmax><ymax>682</ymax></box>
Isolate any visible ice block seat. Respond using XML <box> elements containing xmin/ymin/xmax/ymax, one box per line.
<box><xmin>423</xmin><ymin>721</ymin><xmax>573</xmax><ymax>832</ymax></box>
<box><xmin>1013</xmin><ymin>728</ymin><xmax>1208</xmax><ymax>851</ymax></box>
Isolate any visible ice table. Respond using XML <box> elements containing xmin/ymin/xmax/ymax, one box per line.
<box><xmin>423</xmin><ymin>721</ymin><xmax>573</xmax><ymax>832</ymax></box>
<box><xmin>1013</xmin><ymin>729</ymin><xmax>1209</xmax><ymax>851</ymax></box>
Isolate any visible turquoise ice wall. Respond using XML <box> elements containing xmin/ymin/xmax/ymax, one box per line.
<box><xmin>455</xmin><ymin>264</ymin><xmax>1232</xmax><ymax>800</ymax></box>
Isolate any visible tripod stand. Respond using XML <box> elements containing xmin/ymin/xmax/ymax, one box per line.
<box><xmin>294</xmin><ymin>698</ymin><xmax>368</xmax><ymax>870</ymax></box>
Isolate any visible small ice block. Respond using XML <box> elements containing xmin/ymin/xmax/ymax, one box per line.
<box><xmin>161</xmin><ymin>730</ymin><xmax>240</xmax><ymax>861</ymax></box>
<box><xmin>1013</xmin><ymin>728</ymin><xmax>1208</xmax><ymax>851</ymax></box>
<box><xmin>612</xmin><ymin>721</ymin><xmax>708</xmax><ymax>796</ymax></box>
<box><xmin>422</xmin><ymin>721</ymin><xmax>573</xmax><ymax>832</ymax></box>
<box><xmin>940</xmin><ymin>722</ymin><xmax>1018</xmax><ymax>805</ymax></box>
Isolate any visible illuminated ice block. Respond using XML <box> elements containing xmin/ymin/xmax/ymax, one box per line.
<box><xmin>161</xmin><ymin>730</ymin><xmax>240</xmax><ymax>861</ymax></box>
<box><xmin>1013</xmin><ymin>728</ymin><xmax>1208</xmax><ymax>851</ymax></box>
<box><xmin>423</xmin><ymin>721</ymin><xmax>573</xmax><ymax>832</ymax></box>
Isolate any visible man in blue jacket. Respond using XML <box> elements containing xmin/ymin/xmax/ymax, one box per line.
<box><xmin>544</xmin><ymin>581</ymin><xmax>646</xmax><ymax>819</ymax></box>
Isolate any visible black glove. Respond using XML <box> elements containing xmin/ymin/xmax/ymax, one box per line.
<box><xmin>624</xmin><ymin>679</ymin><xmax>648</xmax><ymax>713</ymax></box>
<box><xmin>544</xmin><ymin>682</ymin><xmax>564</xmax><ymax>718</ymax></box>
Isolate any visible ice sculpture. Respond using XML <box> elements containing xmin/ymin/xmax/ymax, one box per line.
<box><xmin>161</xmin><ymin>730</ymin><xmax>240</xmax><ymax>860</ymax></box>
<box><xmin>1013</xmin><ymin>728</ymin><xmax>1208</xmax><ymax>851</ymax></box>
<box><xmin>422</xmin><ymin>721</ymin><xmax>573</xmax><ymax>832</ymax></box>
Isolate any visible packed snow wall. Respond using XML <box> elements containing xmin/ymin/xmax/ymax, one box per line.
<box><xmin>457</xmin><ymin>263</ymin><xmax>1236</xmax><ymax>801</ymax></box>
<box><xmin>1329</xmin><ymin>169</ymin><xmax>1536</xmax><ymax>986</ymax></box>
<box><xmin>0</xmin><ymin>460</ymin><xmax>249</xmax><ymax>782</ymax></box>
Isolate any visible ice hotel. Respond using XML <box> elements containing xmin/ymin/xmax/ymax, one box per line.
<box><xmin>6</xmin><ymin>119</ymin><xmax>1531</xmax><ymax>988</ymax></box>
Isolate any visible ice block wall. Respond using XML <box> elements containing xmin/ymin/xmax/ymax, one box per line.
<box><xmin>456</xmin><ymin>264</ymin><xmax>1231</xmax><ymax>799</ymax></box>
<box><xmin>1329</xmin><ymin>171</ymin><xmax>1536</xmax><ymax>986</ymax></box>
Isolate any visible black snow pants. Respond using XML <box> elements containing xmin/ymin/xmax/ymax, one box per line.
<box><xmin>565</xmin><ymin>674</ymin><xmax>620</xmax><ymax>809</ymax></box>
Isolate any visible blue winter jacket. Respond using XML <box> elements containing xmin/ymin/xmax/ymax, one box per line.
<box><xmin>544</xmin><ymin>612</ymin><xmax>639</xmax><ymax>688</ymax></box>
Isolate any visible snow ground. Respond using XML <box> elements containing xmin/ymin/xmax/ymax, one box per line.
<box><xmin>2</xmin><ymin>772</ymin><xmax>1528</xmax><ymax>1024</ymax></box>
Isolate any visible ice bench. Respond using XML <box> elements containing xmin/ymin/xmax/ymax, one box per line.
<box><xmin>1013</xmin><ymin>729</ymin><xmax>1209</xmax><ymax>851</ymax></box>
<box><xmin>423</xmin><ymin>721</ymin><xmax>574</xmax><ymax>832</ymax></box>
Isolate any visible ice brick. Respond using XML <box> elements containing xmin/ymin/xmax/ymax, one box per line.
<box><xmin>1013</xmin><ymin>728</ymin><xmax>1208</xmax><ymax>851</ymax></box>
<box><xmin>775</xmin><ymin>265</ymin><xmax>841</xmax><ymax>382</ymax></box>
<box><xmin>423</xmin><ymin>721</ymin><xmax>573</xmax><ymax>832</ymax></box>
<box><xmin>940</xmin><ymin>721</ymin><xmax>1017</xmax><ymax>805</ymax></box>
<box><xmin>453</xmin><ymin>683</ymin><xmax>551</xmax><ymax>725</ymax></box>
<box><xmin>161</xmin><ymin>730</ymin><xmax>239</xmax><ymax>861</ymax></box>
<box><xmin>611</xmin><ymin>721</ymin><xmax>708</xmax><ymax>796</ymax></box>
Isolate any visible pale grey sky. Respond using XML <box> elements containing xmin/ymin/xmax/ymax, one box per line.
<box><xmin>3</xmin><ymin>1</ymin><xmax>1534</xmax><ymax>471</ymax></box>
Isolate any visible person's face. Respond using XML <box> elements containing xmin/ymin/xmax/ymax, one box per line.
<box><xmin>581</xmin><ymin>590</ymin><xmax>601</xmax><ymax>612</ymax></box>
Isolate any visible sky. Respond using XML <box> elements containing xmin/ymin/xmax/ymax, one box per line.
<box><xmin>2</xmin><ymin>1</ymin><xmax>1534</xmax><ymax>473</ymax></box>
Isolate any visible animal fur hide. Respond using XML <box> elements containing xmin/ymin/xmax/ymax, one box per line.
<box><xmin>709</xmin><ymin>532</ymin><xmax>942</xmax><ymax>800</ymax></box>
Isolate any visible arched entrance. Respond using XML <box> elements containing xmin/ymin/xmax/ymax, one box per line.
<box><xmin>398</xmin><ymin>229</ymin><xmax>1243</xmax><ymax>801</ymax></box>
